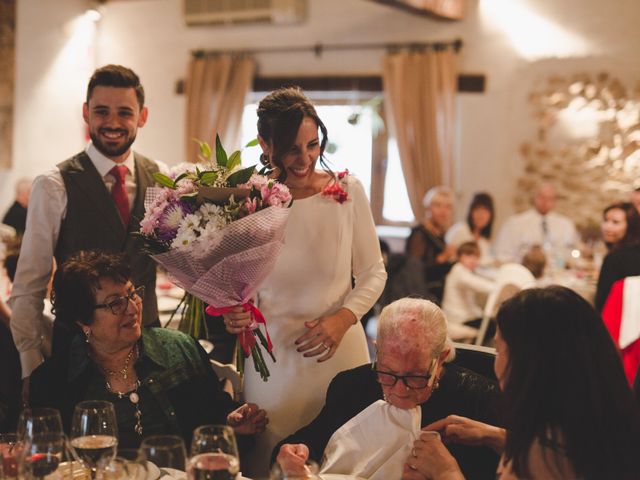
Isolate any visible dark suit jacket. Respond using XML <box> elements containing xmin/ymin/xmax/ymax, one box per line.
<box><xmin>273</xmin><ymin>363</ymin><xmax>501</xmax><ymax>480</ymax></box>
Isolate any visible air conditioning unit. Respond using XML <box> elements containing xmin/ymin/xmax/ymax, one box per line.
<box><xmin>184</xmin><ymin>0</ymin><xmax>307</xmax><ymax>26</ymax></box>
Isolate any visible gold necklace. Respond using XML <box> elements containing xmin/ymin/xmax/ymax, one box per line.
<box><xmin>102</xmin><ymin>344</ymin><xmax>138</xmax><ymax>380</ymax></box>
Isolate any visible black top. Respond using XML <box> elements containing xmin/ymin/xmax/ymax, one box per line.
<box><xmin>29</xmin><ymin>328</ymin><xmax>240</xmax><ymax>450</ymax></box>
<box><xmin>2</xmin><ymin>201</ymin><xmax>27</xmax><ymax>234</ymax></box>
<box><xmin>273</xmin><ymin>363</ymin><xmax>501</xmax><ymax>480</ymax></box>
<box><xmin>405</xmin><ymin>225</ymin><xmax>453</xmax><ymax>302</ymax></box>
<box><xmin>595</xmin><ymin>244</ymin><xmax>640</xmax><ymax>311</ymax></box>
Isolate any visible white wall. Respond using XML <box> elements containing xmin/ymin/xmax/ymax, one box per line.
<box><xmin>6</xmin><ymin>0</ymin><xmax>640</xmax><ymax>229</ymax></box>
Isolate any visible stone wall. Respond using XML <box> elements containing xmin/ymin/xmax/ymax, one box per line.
<box><xmin>515</xmin><ymin>72</ymin><xmax>640</xmax><ymax>239</ymax></box>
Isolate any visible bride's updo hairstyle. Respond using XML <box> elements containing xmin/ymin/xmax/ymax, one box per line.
<box><xmin>256</xmin><ymin>86</ymin><xmax>330</xmax><ymax>183</ymax></box>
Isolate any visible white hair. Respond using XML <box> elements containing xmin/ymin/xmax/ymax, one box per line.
<box><xmin>422</xmin><ymin>185</ymin><xmax>454</xmax><ymax>209</ymax></box>
<box><xmin>377</xmin><ymin>297</ymin><xmax>455</xmax><ymax>362</ymax></box>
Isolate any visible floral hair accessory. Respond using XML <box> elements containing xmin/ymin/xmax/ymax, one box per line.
<box><xmin>322</xmin><ymin>169</ymin><xmax>349</xmax><ymax>204</ymax></box>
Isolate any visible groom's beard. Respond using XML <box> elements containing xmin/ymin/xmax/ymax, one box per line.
<box><xmin>90</xmin><ymin>129</ymin><xmax>137</xmax><ymax>159</ymax></box>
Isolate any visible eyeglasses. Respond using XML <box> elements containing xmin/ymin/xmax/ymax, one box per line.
<box><xmin>94</xmin><ymin>286</ymin><xmax>145</xmax><ymax>315</ymax></box>
<box><xmin>372</xmin><ymin>360</ymin><xmax>436</xmax><ymax>390</ymax></box>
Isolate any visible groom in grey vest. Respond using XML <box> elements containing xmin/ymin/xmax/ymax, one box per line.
<box><xmin>10</xmin><ymin>65</ymin><xmax>165</xmax><ymax>398</ymax></box>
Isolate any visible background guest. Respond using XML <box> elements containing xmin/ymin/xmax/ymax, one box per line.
<box><xmin>494</xmin><ymin>183</ymin><xmax>578</xmax><ymax>263</ymax></box>
<box><xmin>222</xmin><ymin>86</ymin><xmax>386</xmax><ymax>475</ymax></box>
<box><xmin>442</xmin><ymin>242</ymin><xmax>495</xmax><ymax>337</ymax></box>
<box><xmin>520</xmin><ymin>245</ymin><xmax>547</xmax><ymax>280</ymax></box>
<box><xmin>630</xmin><ymin>187</ymin><xmax>640</xmax><ymax>215</ymax></box>
<box><xmin>275</xmin><ymin>297</ymin><xmax>500</xmax><ymax>480</ymax></box>
<box><xmin>446</xmin><ymin>192</ymin><xmax>495</xmax><ymax>266</ymax></box>
<box><xmin>29</xmin><ymin>250</ymin><xmax>267</xmax><ymax>454</ymax></box>
<box><xmin>10</xmin><ymin>65</ymin><xmax>167</xmax><ymax>403</ymax></box>
<box><xmin>406</xmin><ymin>186</ymin><xmax>456</xmax><ymax>303</ymax></box>
<box><xmin>2</xmin><ymin>178</ymin><xmax>31</xmax><ymax>236</ymax></box>
<box><xmin>595</xmin><ymin>202</ymin><xmax>640</xmax><ymax>311</ymax></box>
<box><xmin>404</xmin><ymin>287</ymin><xmax>640</xmax><ymax>480</ymax></box>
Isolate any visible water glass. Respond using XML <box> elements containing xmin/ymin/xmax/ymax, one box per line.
<box><xmin>188</xmin><ymin>425</ymin><xmax>239</xmax><ymax>479</ymax></box>
<box><xmin>139</xmin><ymin>435</ymin><xmax>187</xmax><ymax>471</ymax></box>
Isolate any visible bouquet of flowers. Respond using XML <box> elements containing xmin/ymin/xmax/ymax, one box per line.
<box><xmin>140</xmin><ymin>135</ymin><xmax>292</xmax><ymax>381</ymax></box>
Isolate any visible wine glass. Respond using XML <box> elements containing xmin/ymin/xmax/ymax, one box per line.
<box><xmin>17</xmin><ymin>408</ymin><xmax>63</xmax><ymax>443</ymax></box>
<box><xmin>19</xmin><ymin>432</ymin><xmax>66</xmax><ymax>480</ymax></box>
<box><xmin>139</xmin><ymin>435</ymin><xmax>187</xmax><ymax>471</ymax></box>
<box><xmin>102</xmin><ymin>449</ymin><xmax>148</xmax><ymax>480</ymax></box>
<box><xmin>69</xmin><ymin>400</ymin><xmax>118</xmax><ymax>478</ymax></box>
<box><xmin>188</xmin><ymin>425</ymin><xmax>239</xmax><ymax>479</ymax></box>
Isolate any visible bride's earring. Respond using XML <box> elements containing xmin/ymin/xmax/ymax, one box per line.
<box><xmin>84</xmin><ymin>329</ymin><xmax>91</xmax><ymax>343</ymax></box>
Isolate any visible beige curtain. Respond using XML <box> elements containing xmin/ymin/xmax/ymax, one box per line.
<box><xmin>382</xmin><ymin>49</ymin><xmax>458</xmax><ymax>220</ymax></box>
<box><xmin>185</xmin><ymin>54</ymin><xmax>255</xmax><ymax>162</ymax></box>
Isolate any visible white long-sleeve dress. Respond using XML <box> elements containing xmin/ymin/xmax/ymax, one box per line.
<box><xmin>242</xmin><ymin>175</ymin><xmax>387</xmax><ymax>475</ymax></box>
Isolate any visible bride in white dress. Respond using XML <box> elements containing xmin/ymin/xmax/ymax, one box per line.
<box><xmin>223</xmin><ymin>86</ymin><xmax>387</xmax><ymax>475</ymax></box>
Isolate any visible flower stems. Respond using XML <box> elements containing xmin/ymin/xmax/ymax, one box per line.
<box><xmin>234</xmin><ymin>327</ymin><xmax>274</xmax><ymax>382</ymax></box>
<box><xmin>176</xmin><ymin>293</ymin><xmax>209</xmax><ymax>340</ymax></box>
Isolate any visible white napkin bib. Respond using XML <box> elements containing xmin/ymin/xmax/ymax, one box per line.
<box><xmin>320</xmin><ymin>400</ymin><xmax>421</xmax><ymax>480</ymax></box>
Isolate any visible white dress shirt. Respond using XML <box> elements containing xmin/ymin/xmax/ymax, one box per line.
<box><xmin>442</xmin><ymin>262</ymin><xmax>495</xmax><ymax>325</ymax></box>
<box><xmin>9</xmin><ymin>144</ymin><xmax>166</xmax><ymax>378</ymax></box>
<box><xmin>494</xmin><ymin>208</ymin><xmax>578</xmax><ymax>262</ymax></box>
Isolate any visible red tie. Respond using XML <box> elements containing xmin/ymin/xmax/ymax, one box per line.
<box><xmin>110</xmin><ymin>165</ymin><xmax>130</xmax><ymax>227</ymax></box>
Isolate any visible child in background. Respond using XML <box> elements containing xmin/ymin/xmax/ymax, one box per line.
<box><xmin>442</xmin><ymin>242</ymin><xmax>495</xmax><ymax>330</ymax></box>
<box><xmin>521</xmin><ymin>244</ymin><xmax>547</xmax><ymax>279</ymax></box>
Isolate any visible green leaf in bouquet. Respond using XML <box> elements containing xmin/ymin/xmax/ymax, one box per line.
<box><xmin>199</xmin><ymin>171</ymin><xmax>218</xmax><ymax>185</ymax></box>
<box><xmin>173</xmin><ymin>172</ymin><xmax>190</xmax><ymax>185</ymax></box>
<box><xmin>153</xmin><ymin>172</ymin><xmax>176</xmax><ymax>189</ymax></box>
<box><xmin>215</xmin><ymin>134</ymin><xmax>228</xmax><ymax>167</ymax></box>
<box><xmin>197</xmin><ymin>139</ymin><xmax>212</xmax><ymax>160</ymax></box>
<box><xmin>227</xmin><ymin>165</ymin><xmax>256</xmax><ymax>187</ymax></box>
<box><xmin>227</xmin><ymin>150</ymin><xmax>242</xmax><ymax>171</ymax></box>
<box><xmin>245</xmin><ymin>138</ymin><xmax>259</xmax><ymax>148</ymax></box>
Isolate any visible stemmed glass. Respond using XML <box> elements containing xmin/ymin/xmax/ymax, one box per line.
<box><xmin>17</xmin><ymin>408</ymin><xmax>63</xmax><ymax>443</ymax></box>
<box><xmin>139</xmin><ymin>435</ymin><xmax>187</xmax><ymax>471</ymax></box>
<box><xmin>15</xmin><ymin>408</ymin><xmax>65</xmax><ymax>480</ymax></box>
<box><xmin>188</xmin><ymin>425</ymin><xmax>239</xmax><ymax>479</ymax></box>
<box><xmin>19</xmin><ymin>432</ymin><xmax>66</xmax><ymax>480</ymax></box>
<box><xmin>69</xmin><ymin>400</ymin><xmax>118</xmax><ymax>478</ymax></box>
<box><xmin>102</xmin><ymin>449</ymin><xmax>148</xmax><ymax>480</ymax></box>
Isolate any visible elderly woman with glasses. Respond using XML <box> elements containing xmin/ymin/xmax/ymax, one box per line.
<box><xmin>272</xmin><ymin>298</ymin><xmax>500</xmax><ymax>479</ymax></box>
<box><xmin>28</xmin><ymin>250</ymin><xmax>267</xmax><ymax>451</ymax></box>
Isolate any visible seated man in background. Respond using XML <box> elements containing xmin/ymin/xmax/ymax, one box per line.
<box><xmin>273</xmin><ymin>298</ymin><xmax>500</xmax><ymax>480</ymax></box>
<box><xmin>29</xmin><ymin>250</ymin><xmax>267</xmax><ymax>456</ymax></box>
<box><xmin>494</xmin><ymin>183</ymin><xmax>577</xmax><ymax>263</ymax></box>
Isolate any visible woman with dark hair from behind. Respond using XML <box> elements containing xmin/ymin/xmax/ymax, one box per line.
<box><xmin>446</xmin><ymin>192</ymin><xmax>495</xmax><ymax>266</ymax></box>
<box><xmin>595</xmin><ymin>201</ymin><xmax>640</xmax><ymax>311</ymax></box>
<box><xmin>402</xmin><ymin>286</ymin><xmax>640</xmax><ymax>480</ymax></box>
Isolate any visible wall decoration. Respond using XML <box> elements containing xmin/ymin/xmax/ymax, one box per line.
<box><xmin>516</xmin><ymin>72</ymin><xmax>640</xmax><ymax>236</ymax></box>
<box><xmin>0</xmin><ymin>0</ymin><xmax>15</xmax><ymax>169</ymax></box>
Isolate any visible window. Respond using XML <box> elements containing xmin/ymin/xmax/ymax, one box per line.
<box><xmin>239</xmin><ymin>95</ymin><xmax>414</xmax><ymax>225</ymax></box>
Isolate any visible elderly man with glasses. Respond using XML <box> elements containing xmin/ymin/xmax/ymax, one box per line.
<box><xmin>28</xmin><ymin>250</ymin><xmax>268</xmax><ymax>454</ymax></box>
<box><xmin>272</xmin><ymin>298</ymin><xmax>500</xmax><ymax>480</ymax></box>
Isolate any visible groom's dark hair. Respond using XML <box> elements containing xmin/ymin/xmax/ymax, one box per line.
<box><xmin>86</xmin><ymin>64</ymin><xmax>145</xmax><ymax>108</ymax></box>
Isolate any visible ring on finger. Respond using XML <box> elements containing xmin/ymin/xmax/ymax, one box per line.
<box><xmin>411</xmin><ymin>447</ymin><xmax>417</xmax><ymax>457</ymax></box>
<box><xmin>320</xmin><ymin>342</ymin><xmax>330</xmax><ymax>351</ymax></box>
